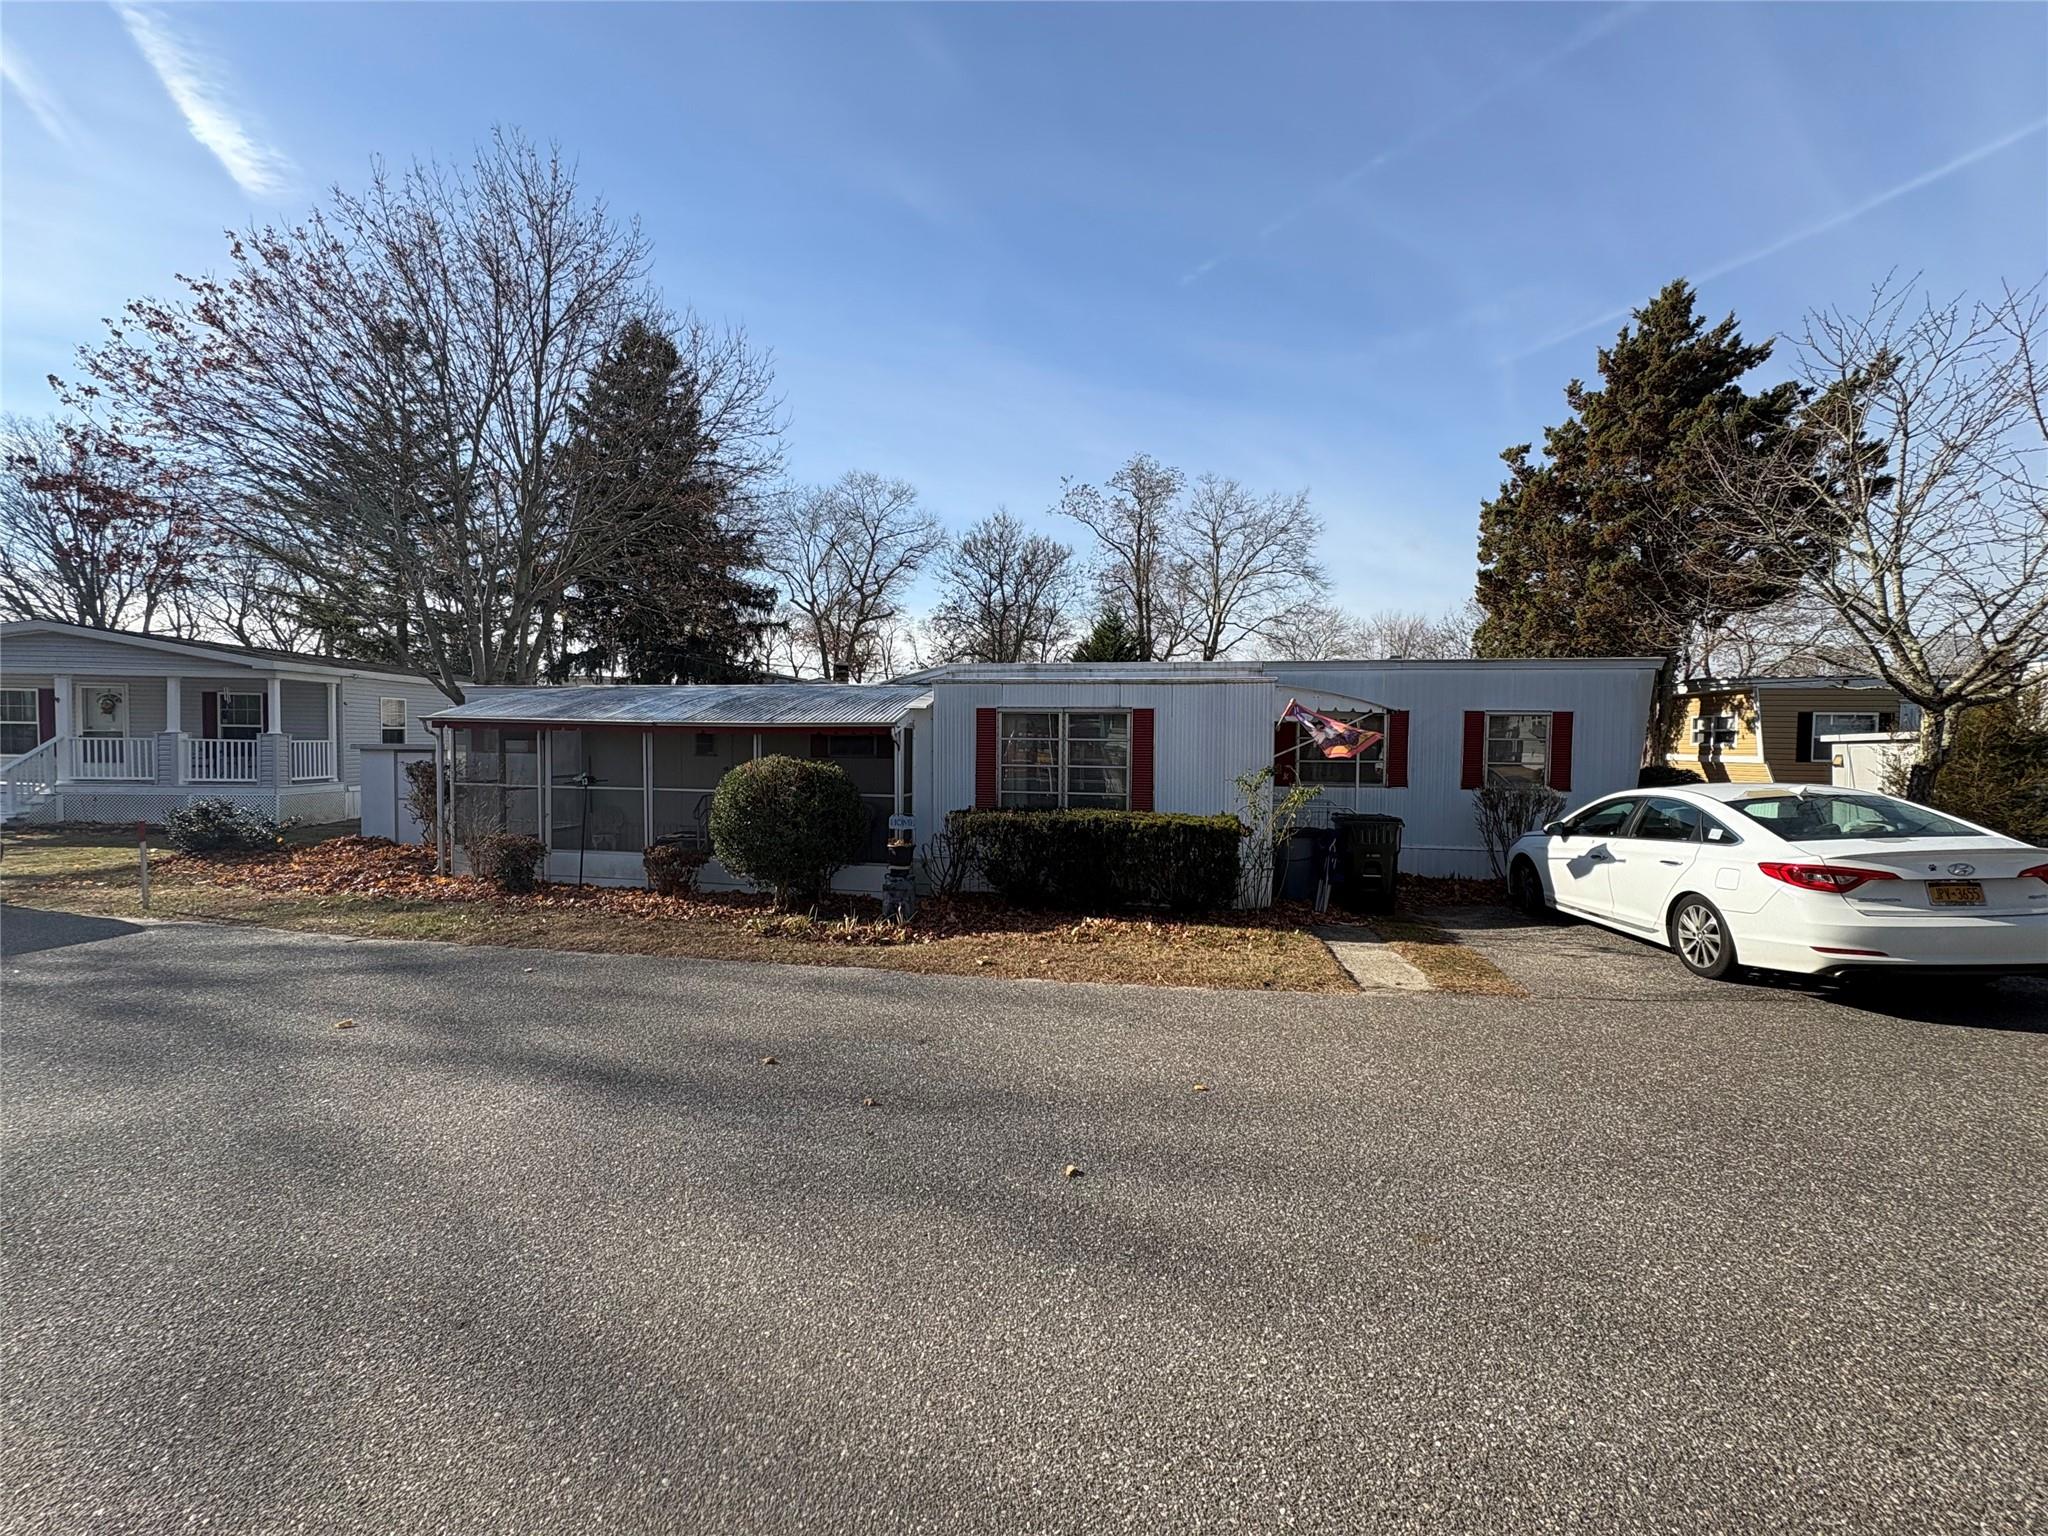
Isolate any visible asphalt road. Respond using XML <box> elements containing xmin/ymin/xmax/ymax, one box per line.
<box><xmin>3</xmin><ymin>904</ymin><xmax>2044</xmax><ymax>1534</ymax></box>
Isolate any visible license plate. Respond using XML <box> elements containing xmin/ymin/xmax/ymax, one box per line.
<box><xmin>1927</xmin><ymin>880</ymin><xmax>1985</xmax><ymax>907</ymax></box>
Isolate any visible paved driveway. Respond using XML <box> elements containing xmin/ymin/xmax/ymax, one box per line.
<box><xmin>3</xmin><ymin>905</ymin><xmax>2043</xmax><ymax>1534</ymax></box>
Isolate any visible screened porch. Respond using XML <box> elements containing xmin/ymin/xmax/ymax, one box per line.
<box><xmin>445</xmin><ymin>724</ymin><xmax>899</xmax><ymax>885</ymax></box>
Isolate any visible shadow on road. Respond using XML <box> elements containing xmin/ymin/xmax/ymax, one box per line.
<box><xmin>1</xmin><ymin>903</ymin><xmax>145</xmax><ymax>958</ymax></box>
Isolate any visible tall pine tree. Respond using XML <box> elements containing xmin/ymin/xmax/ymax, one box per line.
<box><xmin>556</xmin><ymin>320</ymin><xmax>775</xmax><ymax>682</ymax></box>
<box><xmin>1473</xmin><ymin>280</ymin><xmax>1828</xmax><ymax>749</ymax></box>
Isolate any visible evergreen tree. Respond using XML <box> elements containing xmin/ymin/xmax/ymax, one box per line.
<box><xmin>557</xmin><ymin>320</ymin><xmax>775</xmax><ymax>682</ymax></box>
<box><xmin>1473</xmin><ymin>280</ymin><xmax>1827</xmax><ymax>748</ymax></box>
<box><xmin>1071</xmin><ymin>608</ymin><xmax>1143</xmax><ymax>662</ymax></box>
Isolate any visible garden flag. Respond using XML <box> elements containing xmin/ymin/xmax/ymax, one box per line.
<box><xmin>1280</xmin><ymin>699</ymin><xmax>1383</xmax><ymax>760</ymax></box>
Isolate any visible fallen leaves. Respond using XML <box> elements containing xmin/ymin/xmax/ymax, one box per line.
<box><xmin>335</xmin><ymin>1018</ymin><xmax>357</xmax><ymax>1030</ymax></box>
<box><xmin>123</xmin><ymin>836</ymin><xmax>1357</xmax><ymax>992</ymax></box>
<box><xmin>1062</xmin><ymin>1164</ymin><xmax>1084</xmax><ymax>1179</ymax></box>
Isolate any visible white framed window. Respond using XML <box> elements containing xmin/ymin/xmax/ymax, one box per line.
<box><xmin>1295</xmin><ymin>711</ymin><xmax>1387</xmax><ymax>787</ymax></box>
<box><xmin>1486</xmin><ymin>713</ymin><xmax>1550</xmax><ymax>785</ymax></box>
<box><xmin>999</xmin><ymin>710</ymin><xmax>1129</xmax><ymax>810</ymax></box>
<box><xmin>1691</xmin><ymin>712</ymin><xmax>1739</xmax><ymax>749</ymax></box>
<box><xmin>0</xmin><ymin>688</ymin><xmax>37</xmax><ymax>757</ymax></box>
<box><xmin>218</xmin><ymin>691</ymin><xmax>264</xmax><ymax>740</ymax></box>
<box><xmin>379</xmin><ymin>697</ymin><xmax>407</xmax><ymax>744</ymax></box>
<box><xmin>1811</xmin><ymin>710</ymin><xmax>1880</xmax><ymax>753</ymax></box>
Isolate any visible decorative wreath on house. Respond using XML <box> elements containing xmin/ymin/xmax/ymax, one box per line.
<box><xmin>92</xmin><ymin>690</ymin><xmax>124</xmax><ymax>724</ymax></box>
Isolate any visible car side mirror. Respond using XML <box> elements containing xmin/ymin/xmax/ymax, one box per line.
<box><xmin>1543</xmin><ymin>820</ymin><xmax>1568</xmax><ymax>838</ymax></box>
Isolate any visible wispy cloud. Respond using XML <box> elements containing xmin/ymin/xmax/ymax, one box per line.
<box><xmin>1182</xmin><ymin>3</ymin><xmax>1644</xmax><ymax>285</ymax></box>
<box><xmin>1504</xmin><ymin>116</ymin><xmax>2048</xmax><ymax>364</ymax></box>
<box><xmin>1</xmin><ymin>39</ymin><xmax>78</xmax><ymax>148</ymax></box>
<box><xmin>115</xmin><ymin>2</ymin><xmax>295</xmax><ymax>199</ymax></box>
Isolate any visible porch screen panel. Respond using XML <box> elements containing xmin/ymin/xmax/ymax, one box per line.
<box><xmin>549</xmin><ymin>728</ymin><xmax>647</xmax><ymax>853</ymax></box>
<box><xmin>651</xmin><ymin>729</ymin><xmax>748</xmax><ymax>847</ymax></box>
<box><xmin>450</xmin><ymin>728</ymin><xmax>539</xmax><ymax>845</ymax></box>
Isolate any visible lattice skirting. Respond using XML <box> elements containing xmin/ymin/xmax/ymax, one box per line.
<box><xmin>17</xmin><ymin>786</ymin><xmax>353</xmax><ymax>828</ymax></box>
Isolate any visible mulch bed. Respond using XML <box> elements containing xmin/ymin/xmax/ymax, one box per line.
<box><xmin>173</xmin><ymin>836</ymin><xmax>1348</xmax><ymax>950</ymax></box>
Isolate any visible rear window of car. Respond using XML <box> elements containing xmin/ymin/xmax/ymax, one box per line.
<box><xmin>1731</xmin><ymin>793</ymin><xmax>1982</xmax><ymax>840</ymax></box>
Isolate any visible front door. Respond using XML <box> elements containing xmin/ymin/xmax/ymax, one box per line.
<box><xmin>75</xmin><ymin>683</ymin><xmax>128</xmax><ymax>737</ymax></box>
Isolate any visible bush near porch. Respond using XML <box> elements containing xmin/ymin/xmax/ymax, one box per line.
<box><xmin>948</xmin><ymin>808</ymin><xmax>1242</xmax><ymax>912</ymax></box>
<box><xmin>709</xmin><ymin>755</ymin><xmax>868</xmax><ymax>909</ymax></box>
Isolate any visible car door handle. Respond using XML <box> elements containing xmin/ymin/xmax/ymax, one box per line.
<box><xmin>1659</xmin><ymin>858</ymin><xmax>1683</xmax><ymax>866</ymax></box>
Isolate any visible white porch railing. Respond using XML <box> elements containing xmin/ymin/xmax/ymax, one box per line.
<box><xmin>289</xmin><ymin>739</ymin><xmax>336</xmax><ymax>782</ymax></box>
<box><xmin>188</xmin><ymin>738</ymin><xmax>259</xmax><ymax>783</ymax></box>
<box><xmin>68</xmin><ymin>735</ymin><xmax>157</xmax><ymax>781</ymax></box>
<box><xmin>1</xmin><ymin>739</ymin><xmax>60</xmax><ymax>816</ymax></box>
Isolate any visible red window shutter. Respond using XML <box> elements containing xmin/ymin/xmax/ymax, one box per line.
<box><xmin>1548</xmin><ymin>710</ymin><xmax>1574</xmax><ymax>792</ymax></box>
<box><xmin>260</xmin><ymin>691</ymin><xmax>270</xmax><ymax>732</ymax></box>
<box><xmin>1131</xmin><ymin>708</ymin><xmax>1156</xmax><ymax>811</ymax></box>
<box><xmin>1273</xmin><ymin>722</ymin><xmax>1297</xmax><ymax>787</ymax></box>
<box><xmin>974</xmin><ymin>709</ymin><xmax>998</xmax><ymax>809</ymax></box>
<box><xmin>1384</xmin><ymin>710</ymin><xmax>1409</xmax><ymax>787</ymax></box>
<box><xmin>202</xmin><ymin>691</ymin><xmax>219</xmax><ymax>739</ymax></box>
<box><xmin>36</xmin><ymin>687</ymin><xmax>56</xmax><ymax>743</ymax></box>
<box><xmin>1460</xmin><ymin>712</ymin><xmax>1486</xmax><ymax>789</ymax></box>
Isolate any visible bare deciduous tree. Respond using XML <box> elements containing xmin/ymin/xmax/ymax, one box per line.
<box><xmin>1264</xmin><ymin>601</ymin><xmax>1477</xmax><ymax>660</ymax></box>
<box><xmin>1702</xmin><ymin>280</ymin><xmax>2048</xmax><ymax>801</ymax></box>
<box><xmin>761</xmin><ymin>472</ymin><xmax>943</xmax><ymax>680</ymax></box>
<box><xmin>1056</xmin><ymin>453</ymin><xmax>1192</xmax><ymax>661</ymax></box>
<box><xmin>64</xmin><ymin>130</ymin><xmax>776</xmax><ymax>701</ymax></box>
<box><xmin>1179</xmin><ymin>475</ymin><xmax>1326</xmax><ymax>659</ymax></box>
<box><xmin>926</xmin><ymin>508</ymin><xmax>1079</xmax><ymax>663</ymax></box>
<box><xmin>0</xmin><ymin>414</ymin><xmax>207</xmax><ymax>631</ymax></box>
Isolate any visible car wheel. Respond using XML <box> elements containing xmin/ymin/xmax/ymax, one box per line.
<box><xmin>1669</xmin><ymin>895</ymin><xmax>1737</xmax><ymax>981</ymax></box>
<box><xmin>1508</xmin><ymin>858</ymin><xmax>1549</xmax><ymax>921</ymax></box>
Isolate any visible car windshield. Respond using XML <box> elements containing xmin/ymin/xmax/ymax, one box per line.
<box><xmin>1730</xmin><ymin>792</ymin><xmax>1983</xmax><ymax>841</ymax></box>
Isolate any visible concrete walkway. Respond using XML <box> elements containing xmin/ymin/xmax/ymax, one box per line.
<box><xmin>1311</xmin><ymin>924</ymin><xmax>1432</xmax><ymax>990</ymax></box>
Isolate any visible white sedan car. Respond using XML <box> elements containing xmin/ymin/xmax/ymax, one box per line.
<box><xmin>1506</xmin><ymin>783</ymin><xmax>2048</xmax><ymax>982</ymax></box>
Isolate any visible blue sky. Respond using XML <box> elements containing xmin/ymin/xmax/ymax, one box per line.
<box><xmin>3</xmin><ymin>2</ymin><xmax>2044</xmax><ymax>613</ymax></box>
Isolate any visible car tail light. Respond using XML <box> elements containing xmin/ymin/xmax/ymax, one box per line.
<box><xmin>1758</xmin><ymin>862</ymin><xmax>1901</xmax><ymax>895</ymax></box>
<box><xmin>2022</xmin><ymin>863</ymin><xmax>2048</xmax><ymax>885</ymax></box>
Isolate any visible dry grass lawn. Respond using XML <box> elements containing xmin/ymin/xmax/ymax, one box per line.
<box><xmin>2</xmin><ymin>827</ymin><xmax>1364</xmax><ymax>994</ymax></box>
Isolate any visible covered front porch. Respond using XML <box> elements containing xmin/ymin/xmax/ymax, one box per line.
<box><xmin>9</xmin><ymin>672</ymin><xmax>343</xmax><ymax>790</ymax></box>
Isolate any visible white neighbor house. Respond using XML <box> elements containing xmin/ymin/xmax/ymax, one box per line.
<box><xmin>0</xmin><ymin>621</ymin><xmax>452</xmax><ymax>825</ymax></box>
<box><xmin>423</xmin><ymin>657</ymin><xmax>1660</xmax><ymax>898</ymax></box>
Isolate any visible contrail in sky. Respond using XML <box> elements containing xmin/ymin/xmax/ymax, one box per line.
<box><xmin>116</xmin><ymin>2</ymin><xmax>296</xmax><ymax>199</ymax></box>
<box><xmin>1181</xmin><ymin>3</ymin><xmax>1645</xmax><ymax>286</ymax></box>
<box><xmin>1505</xmin><ymin>116</ymin><xmax>2048</xmax><ymax>364</ymax></box>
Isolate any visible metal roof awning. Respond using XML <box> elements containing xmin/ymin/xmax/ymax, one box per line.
<box><xmin>425</xmin><ymin>683</ymin><xmax>931</xmax><ymax>730</ymax></box>
<box><xmin>1279</xmin><ymin>683</ymin><xmax>1391</xmax><ymax>717</ymax></box>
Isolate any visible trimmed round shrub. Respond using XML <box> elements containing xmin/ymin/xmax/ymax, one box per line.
<box><xmin>948</xmin><ymin>809</ymin><xmax>1243</xmax><ymax>913</ymax></box>
<box><xmin>709</xmin><ymin>755</ymin><xmax>868</xmax><ymax>909</ymax></box>
<box><xmin>644</xmin><ymin>837</ymin><xmax>711</xmax><ymax>897</ymax></box>
<box><xmin>164</xmin><ymin>798</ymin><xmax>286</xmax><ymax>854</ymax></box>
<box><xmin>467</xmin><ymin>833</ymin><xmax>545</xmax><ymax>893</ymax></box>
<box><xmin>1637</xmin><ymin>764</ymin><xmax>1705</xmax><ymax>788</ymax></box>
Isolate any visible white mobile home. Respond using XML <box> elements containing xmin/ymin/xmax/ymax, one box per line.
<box><xmin>424</xmin><ymin>657</ymin><xmax>1659</xmax><ymax>894</ymax></box>
<box><xmin>0</xmin><ymin>621</ymin><xmax>451</xmax><ymax>826</ymax></box>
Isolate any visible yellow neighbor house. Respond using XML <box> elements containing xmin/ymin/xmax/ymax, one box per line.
<box><xmin>1667</xmin><ymin>676</ymin><xmax>1908</xmax><ymax>785</ymax></box>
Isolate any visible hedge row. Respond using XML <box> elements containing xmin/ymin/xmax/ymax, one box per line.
<box><xmin>948</xmin><ymin>808</ymin><xmax>1242</xmax><ymax>912</ymax></box>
